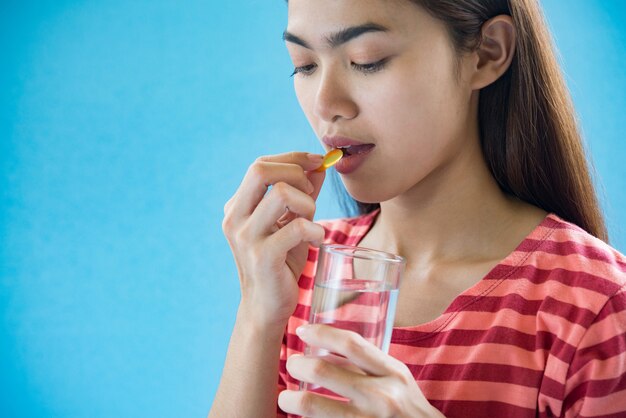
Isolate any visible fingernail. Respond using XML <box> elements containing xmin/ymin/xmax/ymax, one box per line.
<box><xmin>295</xmin><ymin>325</ymin><xmax>308</xmax><ymax>337</ymax></box>
<box><xmin>307</xmin><ymin>153</ymin><xmax>323</xmax><ymax>163</ymax></box>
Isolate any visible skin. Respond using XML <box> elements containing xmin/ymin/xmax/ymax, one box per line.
<box><xmin>210</xmin><ymin>1</ymin><xmax>547</xmax><ymax>417</ymax></box>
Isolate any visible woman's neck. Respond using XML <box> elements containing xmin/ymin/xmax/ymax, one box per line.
<box><xmin>364</xmin><ymin>138</ymin><xmax>546</xmax><ymax>270</ymax></box>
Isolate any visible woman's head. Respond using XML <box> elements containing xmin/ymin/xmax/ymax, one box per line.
<box><xmin>284</xmin><ymin>0</ymin><xmax>607</xmax><ymax>241</ymax></box>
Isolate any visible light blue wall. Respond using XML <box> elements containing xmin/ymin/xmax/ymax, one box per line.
<box><xmin>1</xmin><ymin>1</ymin><xmax>624</xmax><ymax>417</ymax></box>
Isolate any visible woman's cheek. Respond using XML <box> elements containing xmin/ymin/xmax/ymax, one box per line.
<box><xmin>294</xmin><ymin>83</ymin><xmax>318</xmax><ymax>125</ymax></box>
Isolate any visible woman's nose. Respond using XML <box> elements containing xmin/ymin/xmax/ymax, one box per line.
<box><xmin>313</xmin><ymin>70</ymin><xmax>358</xmax><ymax>122</ymax></box>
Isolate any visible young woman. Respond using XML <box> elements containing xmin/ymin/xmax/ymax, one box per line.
<box><xmin>209</xmin><ymin>0</ymin><xmax>626</xmax><ymax>417</ymax></box>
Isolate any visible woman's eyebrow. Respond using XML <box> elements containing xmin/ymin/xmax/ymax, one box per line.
<box><xmin>282</xmin><ymin>22</ymin><xmax>390</xmax><ymax>50</ymax></box>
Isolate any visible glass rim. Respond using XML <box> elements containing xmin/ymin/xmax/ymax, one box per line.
<box><xmin>320</xmin><ymin>244</ymin><xmax>406</xmax><ymax>264</ymax></box>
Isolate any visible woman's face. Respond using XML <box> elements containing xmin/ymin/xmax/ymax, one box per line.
<box><xmin>285</xmin><ymin>0</ymin><xmax>476</xmax><ymax>204</ymax></box>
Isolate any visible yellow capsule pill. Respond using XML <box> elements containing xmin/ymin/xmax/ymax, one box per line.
<box><xmin>314</xmin><ymin>148</ymin><xmax>344</xmax><ymax>172</ymax></box>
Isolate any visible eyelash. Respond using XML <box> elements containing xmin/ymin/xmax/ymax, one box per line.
<box><xmin>290</xmin><ymin>59</ymin><xmax>388</xmax><ymax>78</ymax></box>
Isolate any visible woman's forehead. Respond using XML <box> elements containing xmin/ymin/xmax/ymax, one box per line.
<box><xmin>286</xmin><ymin>0</ymin><xmax>426</xmax><ymax>45</ymax></box>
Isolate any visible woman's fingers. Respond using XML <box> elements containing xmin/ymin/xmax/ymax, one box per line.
<box><xmin>306</xmin><ymin>166</ymin><xmax>326</xmax><ymax>201</ymax></box>
<box><xmin>248</xmin><ymin>181</ymin><xmax>316</xmax><ymax>236</ymax></box>
<box><xmin>278</xmin><ymin>389</ymin><xmax>360</xmax><ymax>418</ymax></box>
<box><xmin>296</xmin><ymin>325</ymin><xmax>404</xmax><ymax>376</ymax></box>
<box><xmin>266</xmin><ymin>217</ymin><xmax>326</xmax><ymax>256</ymax></box>
<box><xmin>227</xmin><ymin>152</ymin><xmax>323</xmax><ymax>223</ymax></box>
<box><xmin>287</xmin><ymin>354</ymin><xmax>370</xmax><ymax>402</ymax></box>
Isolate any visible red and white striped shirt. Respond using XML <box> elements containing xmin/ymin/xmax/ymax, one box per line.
<box><xmin>278</xmin><ymin>208</ymin><xmax>626</xmax><ymax>417</ymax></box>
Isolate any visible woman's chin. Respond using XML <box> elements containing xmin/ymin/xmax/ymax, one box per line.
<box><xmin>344</xmin><ymin>185</ymin><xmax>394</xmax><ymax>205</ymax></box>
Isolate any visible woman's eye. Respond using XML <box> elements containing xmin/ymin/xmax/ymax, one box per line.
<box><xmin>289</xmin><ymin>58</ymin><xmax>388</xmax><ymax>78</ymax></box>
<box><xmin>290</xmin><ymin>64</ymin><xmax>316</xmax><ymax>77</ymax></box>
<box><xmin>352</xmin><ymin>58</ymin><xmax>388</xmax><ymax>74</ymax></box>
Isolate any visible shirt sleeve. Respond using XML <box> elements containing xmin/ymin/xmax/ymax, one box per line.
<box><xmin>563</xmin><ymin>285</ymin><xmax>626</xmax><ymax>417</ymax></box>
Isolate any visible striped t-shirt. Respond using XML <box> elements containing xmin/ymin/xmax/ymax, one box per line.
<box><xmin>278</xmin><ymin>208</ymin><xmax>626</xmax><ymax>417</ymax></box>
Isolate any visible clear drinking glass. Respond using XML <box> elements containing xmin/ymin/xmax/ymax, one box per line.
<box><xmin>299</xmin><ymin>244</ymin><xmax>406</xmax><ymax>398</ymax></box>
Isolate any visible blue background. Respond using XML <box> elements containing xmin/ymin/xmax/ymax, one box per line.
<box><xmin>1</xmin><ymin>1</ymin><xmax>624</xmax><ymax>417</ymax></box>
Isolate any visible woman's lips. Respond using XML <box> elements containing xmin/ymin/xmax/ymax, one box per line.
<box><xmin>334</xmin><ymin>145</ymin><xmax>375</xmax><ymax>174</ymax></box>
<box><xmin>322</xmin><ymin>135</ymin><xmax>374</xmax><ymax>149</ymax></box>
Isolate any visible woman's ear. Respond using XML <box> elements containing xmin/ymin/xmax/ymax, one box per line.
<box><xmin>470</xmin><ymin>15</ymin><xmax>516</xmax><ymax>90</ymax></box>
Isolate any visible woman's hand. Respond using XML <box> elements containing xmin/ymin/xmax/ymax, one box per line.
<box><xmin>278</xmin><ymin>324</ymin><xmax>446</xmax><ymax>418</ymax></box>
<box><xmin>221</xmin><ymin>152</ymin><xmax>326</xmax><ymax>327</ymax></box>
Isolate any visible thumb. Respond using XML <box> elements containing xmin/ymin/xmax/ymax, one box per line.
<box><xmin>306</xmin><ymin>169</ymin><xmax>326</xmax><ymax>201</ymax></box>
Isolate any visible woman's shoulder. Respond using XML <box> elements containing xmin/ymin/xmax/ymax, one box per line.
<box><xmin>524</xmin><ymin>213</ymin><xmax>626</xmax><ymax>314</ymax></box>
<box><xmin>539</xmin><ymin>213</ymin><xmax>626</xmax><ymax>285</ymax></box>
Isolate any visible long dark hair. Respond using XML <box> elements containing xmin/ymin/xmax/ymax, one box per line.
<box><xmin>332</xmin><ymin>0</ymin><xmax>608</xmax><ymax>241</ymax></box>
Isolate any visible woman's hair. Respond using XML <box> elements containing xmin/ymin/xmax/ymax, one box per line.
<box><xmin>332</xmin><ymin>0</ymin><xmax>608</xmax><ymax>241</ymax></box>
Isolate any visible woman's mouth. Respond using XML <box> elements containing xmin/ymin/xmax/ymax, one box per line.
<box><xmin>337</xmin><ymin>144</ymin><xmax>376</xmax><ymax>156</ymax></box>
<box><xmin>334</xmin><ymin>144</ymin><xmax>376</xmax><ymax>174</ymax></box>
